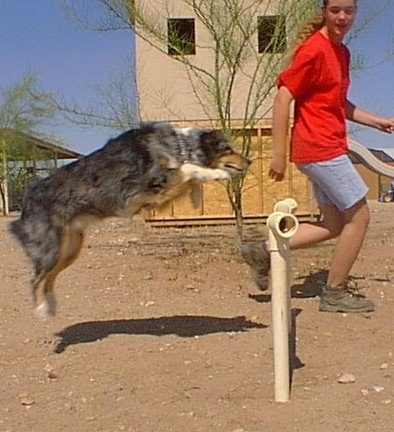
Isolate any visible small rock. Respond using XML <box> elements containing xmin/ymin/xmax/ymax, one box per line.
<box><xmin>44</xmin><ymin>364</ymin><xmax>57</xmax><ymax>379</ymax></box>
<box><xmin>338</xmin><ymin>373</ymin><xmax>356</xmax><ymax>384</ymax></box>
<box><xmin>179</xmin><ymin>411</ymin><xmax>194</xmax><ymax>418</ymax></box>
<box><xmin>47</xmin><ymin>371</ymin><xmax>58</xmax><ymax>380</ymax></box>
<box><xmin>380</xmin><ymin>362</ymin><xmax>389</xmax><ymax>370</ymax></box>
<box><xmin>20</xmin><ymin>397</ymin><xmax>35</xmax><ymax>406</ymax></box>
<box><xmin>372</xmin><ymin>385</ymin><xmax>384</xmax><ymax>393</ymax></box>
<box><xmin>144</xmin><ymin>301</ymin><xmax>155</xmax><ymax>307</ymax></box>
<box><xmin>144</xmin><ymin>272</ymin><xmax>153</xmax><ymax>280</ymax></box>
<box><xmin>361</xmin><ymin>389</ymin><xmax>369</xmax><ymax>396</ymax></box>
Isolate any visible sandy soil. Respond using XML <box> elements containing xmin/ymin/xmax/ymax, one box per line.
<box><xmin>0</xmin><ymin>200</ymin><xmax>393</xmax><ymax>432</ymax></box>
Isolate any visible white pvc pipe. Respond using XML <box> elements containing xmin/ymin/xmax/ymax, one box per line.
<box><xmin>273</xmin><ymin>198</ymin><xmax>299</xmax><ymax>331</ymax></box>
<box><xmin>267</xmin><ymin>201</ymin><xmax>299</xmax><ymax>403</ymax></box>
<box><xmin>273</xmin><ymin>197</ymin><xmax>298</xmax><ymax>215</ymax></box>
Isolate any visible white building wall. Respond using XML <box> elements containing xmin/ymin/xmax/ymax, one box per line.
<box><xmin>135</xmin><ymin>0</ymin><xmax>282</xmax><ymax>123</ymax></box>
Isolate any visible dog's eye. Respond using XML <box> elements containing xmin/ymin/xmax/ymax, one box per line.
<box><xmin>220</xmin><ymin>146</ymin><xmax>233</xmax><ymax>154</ymax></box>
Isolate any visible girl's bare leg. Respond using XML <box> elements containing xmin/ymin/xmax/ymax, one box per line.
<box><xmin>326</xmin><ymin>198</ymin><xmax>370</xmax><ymax>287</ymax></box>
<box><xmin>289</xmin><ymin>204</ymin><xmax>344</xmax><ymax>249</ymax></box>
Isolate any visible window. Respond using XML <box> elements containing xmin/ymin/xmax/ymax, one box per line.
<box><xmin>257</xmin><ymin>15</ymin><xmax>286</xmax><ymax>54</ymax></box>
<box><xmin>167</xmin><ymin>18</ymin><xmax>196</xmax><ymax>56</ymax></box>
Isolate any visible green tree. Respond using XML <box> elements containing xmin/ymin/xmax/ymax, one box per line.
<box><xmin>0</xmin><ymin>74</ymin><xmax>57</xmax><ymax>214</ymax></box>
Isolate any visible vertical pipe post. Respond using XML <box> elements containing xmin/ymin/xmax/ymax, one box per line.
<box><xmin>267</xmin><ymin>199</ymin><xmax>299</xmax><ymax>402</ymax></box>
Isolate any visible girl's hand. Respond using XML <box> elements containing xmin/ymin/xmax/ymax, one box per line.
<box><xmin>269</xmin><ymin>154</ymin><xmax>287</xmax><ymax>182</ymax></box>
<box><xmin>375</xmin><ymin>117</ymin><xmax>394</xmax><ymax>134</ymax></box>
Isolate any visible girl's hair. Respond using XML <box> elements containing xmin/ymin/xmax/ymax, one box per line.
<box><xmin>285</xmin><ymin>0</ymin><xmax>356</xmax><ymax>63</ymax></box>
<box><xmin>293</xmin><ymin>9</ymin><xmax>325</xmax><ymax>49</ymax></box>
<box><xmin>282</xmin><ymin>9</ymin><xmax>324</xmax><ymax>65</ymax></box>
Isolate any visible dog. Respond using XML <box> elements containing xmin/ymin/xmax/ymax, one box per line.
<box><xmin>9</xmin><ymin>122</ymin><xmax>250</xmax><ymax>318</ymax></box>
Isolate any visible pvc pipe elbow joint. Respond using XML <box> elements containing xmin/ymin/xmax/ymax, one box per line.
<box><xmin>273</xmin><ymin>198</ymin><xmax>298</xmax><ymax>215</ymax></box>
<box><xmin>267</xmin><ymin>211</ymin><xmax>299</xmax><ymax>239</ymax></box>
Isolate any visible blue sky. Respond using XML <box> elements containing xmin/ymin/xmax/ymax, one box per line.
<box><xmin>1</xmin><ymin>0</ymin><xmax>393</xmax><ymax>154</ymax></box>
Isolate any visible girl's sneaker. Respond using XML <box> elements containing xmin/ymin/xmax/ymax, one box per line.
<box><xmin>319</xmin><ymin>282</ymin><xmax>375</xmax><ymax>313</ymax></box>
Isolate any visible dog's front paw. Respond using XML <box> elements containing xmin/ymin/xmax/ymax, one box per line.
<box><xmin>189</xmin><ymin>182</ymin><xmax>202</xmax><ymax>208</ymax></box>
<box><xmin>210</xmin><ymin>168</ymin><xmax>231</xmax><ymax>180</ymax></box>
<box><xmin>181</xmin><ymin>163</ymin><xmax>230</xmax><ymax>182</ymax></box>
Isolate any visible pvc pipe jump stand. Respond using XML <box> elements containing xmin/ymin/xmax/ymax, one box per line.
<box><xmin>267</xmin><ymin>198</ymin><xmax>299</xmax><ymax>403</ymax></box>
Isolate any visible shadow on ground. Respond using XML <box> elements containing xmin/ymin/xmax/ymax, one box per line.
<box><xmin>249</xmin><ymin>269</ymin><xmax>328</xmax><ymax>303</ymax></box>
<box><xmin>54</xmin><ymin>315</ymin><xmax>268</xmax><ymax>353</ymax></box>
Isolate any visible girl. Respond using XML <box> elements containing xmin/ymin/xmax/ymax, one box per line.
<box><xmin>245</xmin><ymin>0</ymin><xmax>394</xmax><ymax>313</ymax></box>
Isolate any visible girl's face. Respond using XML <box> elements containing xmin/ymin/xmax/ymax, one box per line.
<box><xmin>322</xmin><ymin>0</ymin><xmax>357</xmax><ymax>43</ymax></box>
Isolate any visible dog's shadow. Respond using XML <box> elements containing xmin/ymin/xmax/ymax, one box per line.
<box><xmin>54</xmin><ymin>315</ymin><xmax>268</xmax><ymax>354</ymax></box>
<box><xmin>249</xmin><ymin>269</ymin><xmax>328</xmax><ymax>303</ymax></box>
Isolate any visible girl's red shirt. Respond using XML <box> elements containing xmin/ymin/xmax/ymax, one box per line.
<box><xmin>277</xmin><ymin>31</ymin><xmax>350</xmax><ymax>163</ymax></box>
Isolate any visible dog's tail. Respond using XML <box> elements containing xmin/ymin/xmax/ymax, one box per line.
<box><xmin>9</xmin><ymin>217</ymin><xmax>24</xmax><ymax>245</ymax></box>
<box><xmin>8</xmin><ymin>206</ymin><xmax>61</xmax><ymax>276</ymax></box>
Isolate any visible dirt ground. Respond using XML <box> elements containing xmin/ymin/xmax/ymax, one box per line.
<box><xmin>0</xmin><ymin>200</ymin><xmax>393</xmax><ymax>432</ymax></box>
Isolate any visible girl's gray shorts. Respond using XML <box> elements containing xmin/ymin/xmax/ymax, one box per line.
<box><xmin>296</xmin><ymin>154</ymin><xmax>368</xmax><ymax>211</ymax></box>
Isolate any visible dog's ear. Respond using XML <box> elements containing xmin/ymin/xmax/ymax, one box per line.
<box><xmin>197</xmin><ymin>130</ymin><xmax>221</xmax><ymax>164</ymax></box>
<box><xmin>201</xmin><ymin>130</ymin><xmax>231</xmax><ymax>151</ymax></box>
<box><xmin>201</xmin><ymin>130</ymin><xmax>222</xmax><ymax>144</ymax></box>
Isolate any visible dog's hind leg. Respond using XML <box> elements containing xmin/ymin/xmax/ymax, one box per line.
<box><xmin>34</xmin><ymin>224</ymin><xmax>85</xmax><ymax>318</ymax></box>
<box><xmin>32</xmin><ymin>270</ymin><xmax>54</xmax><ymax>319</ymax></box>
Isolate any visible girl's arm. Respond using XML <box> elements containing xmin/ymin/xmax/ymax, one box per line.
<box><xmin>346</xmin><ymin>100</ymin><xmax>394</xmax><ymax>133</ymax></box>
<box><xmin>269</xmin><ymin>86</ymin><xmax>294</xmax><ymax>182</ymax></box>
